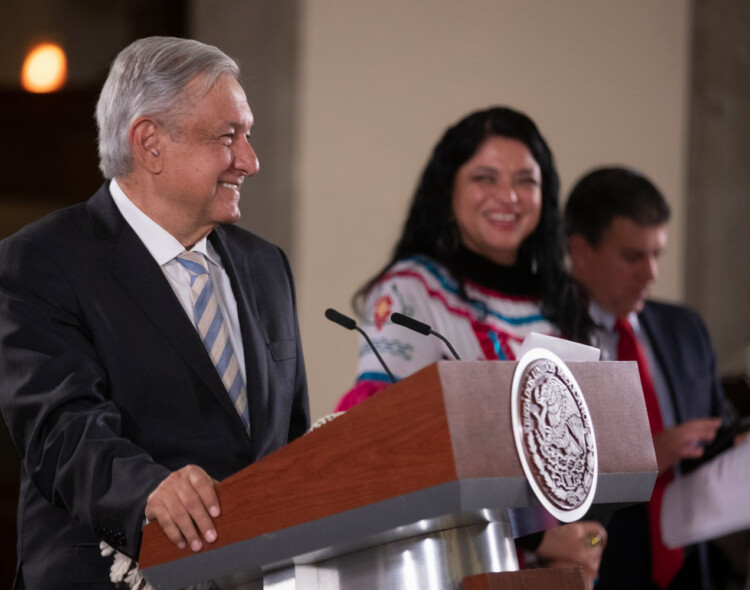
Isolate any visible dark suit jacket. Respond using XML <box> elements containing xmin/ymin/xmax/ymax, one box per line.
<box><xmin>0</xmin><ymin>184</ymin><xmax>310</xmax><ymax>589</ymax></box>
<box><xmin>596</xmin><ymin>300</ymin><xmax>727</xmax><ymax>590</ymax></box>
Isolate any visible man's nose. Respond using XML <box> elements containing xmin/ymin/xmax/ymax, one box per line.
<box><xmin>643</xmin><ymin>255</ymin><xmax>659</xmax><ymax>282</ymax></box>
<box><xmin>234</xmin><ymin>138</ymin><xmax>259</xmax><ymax>177</ymax></box>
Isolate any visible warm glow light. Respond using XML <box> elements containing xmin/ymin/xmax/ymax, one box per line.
<box><xmin>21</xmin><ymin>43</ymin><xmax>68</xmax><ymax>93</ymax></box>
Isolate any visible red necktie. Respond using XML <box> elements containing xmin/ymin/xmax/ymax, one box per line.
<box><xmin>615</xmin><ymin>318</ymin><xmax>684</xmax><ymax>588</ymax></box>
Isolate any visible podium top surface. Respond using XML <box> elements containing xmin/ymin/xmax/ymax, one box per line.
<box><xmin>140</xmin><ymin>360</ymin><xmax>656</xmax><ymax>588</ymax></box>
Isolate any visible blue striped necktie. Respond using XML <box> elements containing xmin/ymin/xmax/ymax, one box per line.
<box><xmin>177</xmin><ymin>251</ymin><xmax>250</xmax><ymax>434</ymax></box>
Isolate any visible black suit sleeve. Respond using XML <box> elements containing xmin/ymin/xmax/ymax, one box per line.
<box><xmin>0</xmin><ymin>234</ymin><xmax>169</xmax><ymax>558</ymax></box>
<box><xmin>690</xmin><ymin>309</ymin><xmax>731</xmax><ymax>423</ymax></box>
<box><xmin>642</xmin><ymin>301</ymin><xmax>730</xmax><ymax>425</ymax></box>
<box><xmin>279</xmin><ymin>247</ymin><xmax>311</xmax><ymax>443</ymax></box>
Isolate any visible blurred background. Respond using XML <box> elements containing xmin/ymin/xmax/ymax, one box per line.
<box><xmin>0</xmin><ymin>0</ymin><xmax>748</xmax><ymax>585</ymax></box>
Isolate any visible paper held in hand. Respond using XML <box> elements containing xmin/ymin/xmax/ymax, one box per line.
<box><xmin>661</xmin><ymin>439</ymin><xmax>750</xmax><ymax>548</ymax></box>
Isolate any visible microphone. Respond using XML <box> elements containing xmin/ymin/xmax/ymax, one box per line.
<box><xmin>324</xmin><ymin>308</ymin><xmax>396</xmax><ymax>383</ymax></box>
<box><xmin>390</xmin><ymin>312</ymin><xmax>461</xmax><ymax>360</ymax></box>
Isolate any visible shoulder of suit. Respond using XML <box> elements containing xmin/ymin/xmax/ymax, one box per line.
<box><xmin>642</xmin><ymin>298</ymin><xmax>704</xmax><ymax>328</ymax></box>
<box><xmin>1</xmin><ymin>202</ymin><xmax>88</xmax><ymax>251</ymax></box>
<box><xmin>4</xmin><ymin>182</ymin><xmax>115</xmax><ymax>247</ymax></box>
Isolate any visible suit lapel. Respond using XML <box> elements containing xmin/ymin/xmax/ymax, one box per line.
<box><xmin>210</xmin><ymin>229</ymin><xmax>269</xmax><ymax>450</ymax></box>
<box><xmin>639</xmin><ymin>303</ymin><xmax>684</xmax><ymax>423</ymax></box>
<box><xmin>87</xmin><ymin>186</ymin><xmax>252</xmax><ymax>434</ymax></box>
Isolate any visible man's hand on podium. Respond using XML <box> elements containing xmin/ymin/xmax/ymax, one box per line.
<box><xmin>145</xmin><ymin>464</ymin><xmax>221</xmax><ymax>552</ymax></box>
<box><xmin>653</xmin><ymin>418</ymin><xmax>721</xmax><ymax>473</ymax></box>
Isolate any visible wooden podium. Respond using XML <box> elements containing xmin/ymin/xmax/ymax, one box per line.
<box><xmin>139</xmin><ymin>360</ymin><xmax>657</xmax><ymax>589</ymax></box>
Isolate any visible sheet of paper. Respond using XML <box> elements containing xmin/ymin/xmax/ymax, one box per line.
<box><xmin>661</xmin><ymin>439</ymin><xmax>750</xmax><ymax>548</ymax></box>
<box><xmin>518</xmin><ymin>332</ymin><xmax>601</xmax><ymax>362</ymax></box>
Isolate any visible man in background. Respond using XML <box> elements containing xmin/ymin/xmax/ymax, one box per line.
<box><xmin>565</xmin><ymin>166</ymin><xmax>728</xmax><ymax>590</ymax></box>
<box><xmin>0</xmin><ymin>36</ymin><xmax>309</xmax><ymax>588</ymax></box>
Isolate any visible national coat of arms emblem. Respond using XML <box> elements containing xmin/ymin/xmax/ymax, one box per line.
<box><xmin>511</xmin><ymin>349</ymin><xmax>597</xmax><ymax>522</ymax></box>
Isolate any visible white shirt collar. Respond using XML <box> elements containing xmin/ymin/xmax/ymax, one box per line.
<box><xmin>109</xmin><ymin>178</ymin><xmax>219</xmax><ymax>266</ymax></box>
<box><xmin>589</xmin><ymin>299</ymin><xmax>640</xmax><ymax>333</ymax></box>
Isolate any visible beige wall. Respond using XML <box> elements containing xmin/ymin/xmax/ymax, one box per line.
<box><xmin>0</xmin><ymin>0</ymin><xmax>692</xmax><ymax>422</ymax></box>
<box><xmin>686</xmin><ymin>0</ymin><xmax>750</xmax><ymax>375</ymax></box>
<box><xmin>295</xmin><ymin>0</ymin><xmax>691</xmax><ymax>421</ymax></box>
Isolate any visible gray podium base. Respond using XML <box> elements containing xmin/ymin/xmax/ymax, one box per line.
<box><xmin>259</xmin><ymin>519</ymin><xmax>517</xmax><ymax>590</ymax></box>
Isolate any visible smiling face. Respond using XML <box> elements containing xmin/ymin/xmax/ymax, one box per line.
<box><xmin>451</xmin><ymin>136</ymin><xmax>542</xmax><ymax>265</ymax></box>
<box><xmin>151</xmin><ymin>74</ymin><xmax>258</xmax><ymax>246</ymax></box>
<box><xmin>570</xmin><ymin>217</ymin><xmax>668</xmax><ymax>318</ymax></box>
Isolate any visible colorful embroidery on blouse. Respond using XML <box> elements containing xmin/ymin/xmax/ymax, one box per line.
<box><xmin>373</xmin><ymin>294</ymin><xmax>392</xmax><ymax>331</ymax></box>
<box><xmin>359</xmin><ymin>338</ymin><xmax>414</xmax><ymax>361</ymax></box>
<box><xmin>391</xmin><ymin>255</ymin><xmax>546</xmax><ymax>326</ymax></box>
<box><xmin>349</xmin><ymin>256</ymin><xmax>555</xmax><ymax>391</ymax></box>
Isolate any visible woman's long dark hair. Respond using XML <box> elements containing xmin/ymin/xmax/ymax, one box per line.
<box><xmin>354</xmin><ymin>106</ymin><xmax>591</xmax><ymax>342</ymax></box>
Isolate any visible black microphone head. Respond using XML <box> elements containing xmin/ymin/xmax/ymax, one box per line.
<box><xmin>391</xmin><ymin>312</ymin><xmax>431</xmax><ymax>335</ymax></box>
<box><xmin>325</xmin><ymin>308</ymin><xmax>357</xmax><ymax>330</ymax></box>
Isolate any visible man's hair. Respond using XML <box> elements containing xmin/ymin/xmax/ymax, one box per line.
<box><xmin>96</xmin><ymin>36</ymin><xmax>240</xmax><ymax>179</ymax></box>
<box><xmin>564</xmin><ymin>166</ymin><xmax>671</xmax><ymax>246</ymax></box>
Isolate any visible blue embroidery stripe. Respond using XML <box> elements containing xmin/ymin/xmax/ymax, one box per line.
<box><xmin>487</xmin><ymin>331</ymin><xmax>508</xmax><ymax>360</ymax></box>
<box><xmin>400</xmin><ymin>256</ymin><xmax>545</xmax><ymax>326</ymax></box>
<box><xmin>357</xmin><ymin>371</ymin><xmax>399</xmax><ymax>383</ymax></box>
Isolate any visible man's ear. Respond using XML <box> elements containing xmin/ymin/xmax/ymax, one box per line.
<box><xmin>568</xmin><ymin>234</ymin><xmax>591</xmax><ymax>276</ymax></box>
<box><xmin>129</xmin><ymin>117</ymin><xmax>163</xmax><ymax>173</ymax></box>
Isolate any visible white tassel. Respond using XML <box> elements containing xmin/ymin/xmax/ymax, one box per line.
<box><xmin>306</xmin><ymin>412</ymin><xmax>344</xmax><ymax>433</ymax></box>
<box><xmin>100</xmin><ymin>541</ymin><xmax>155</xmax><ymax>590</ymax></box>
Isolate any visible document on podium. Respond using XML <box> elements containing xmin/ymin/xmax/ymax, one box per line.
<box><xmin>518</xmin><ymin>332</ymin><xmax>601</xmax><ymax>362</ymax></box>
<box><xmin>661</xmin><ymin>440</ymin><xmax>750</xmax><ymax>548</ymax></box>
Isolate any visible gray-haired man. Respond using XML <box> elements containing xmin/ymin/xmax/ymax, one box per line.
<box><xmin>0</xmin><ymin>37</ymin><xmax>309</xmax><ymax>589</ymax></box>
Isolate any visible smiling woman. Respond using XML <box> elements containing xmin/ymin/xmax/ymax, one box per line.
<box><xmin>337</xmin><ymin>106</ymin><xmax>591</xmax><ymax>400</ymax></box>
<box><xmin>332</xmin><ymin>105</ymin><xmax>604</xmax><ymax>588</ymax></box>
<box><xmin>452</xmin><ymin>136</ymin><xmax>543</xmax><ymax>266</ymax></box>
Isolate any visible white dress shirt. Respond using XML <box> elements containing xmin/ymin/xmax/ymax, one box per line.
<box><xmin>589</xmin><ymin>301</ymin><xmax>676</xmax><ymax>429</ymax></box>
<box><xmin>109</xmin><ymin>179</ymin><xmax>246</xmax><ymax>382</ymax></box>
